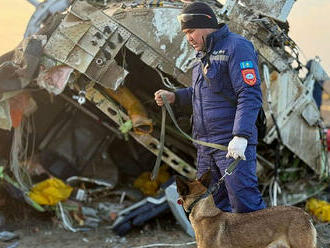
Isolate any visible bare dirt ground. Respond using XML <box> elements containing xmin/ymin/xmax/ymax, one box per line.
<box><xmin>1</xmin><ymin>204</ymin><xmax>195</xmax><ymax>248</ymax></box>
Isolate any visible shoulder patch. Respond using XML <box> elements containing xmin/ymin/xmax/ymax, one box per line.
<box><xmin>241</xmin><ymin>69</ymin><xmax>256</xmax><ymax>86</ymax></box>
<box><xmin>240</xmin><ymin>61</ymin><xmax>254</xmax><ymax>69</ymax></box>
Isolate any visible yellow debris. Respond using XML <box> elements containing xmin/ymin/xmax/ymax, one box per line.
<box><xmin>306</xmin><ymin>198</ymin><xmax>330</xmax><ymax>222</ymax></box>
<box><xmin>134</xmin><ymin>165</ymin><xmax>170</xmax><ymax>196</ymax></box>
<box><xmin>29</xmin><ymin>178</ymin><xmax>73</xmax><ymax>206</ymax></box>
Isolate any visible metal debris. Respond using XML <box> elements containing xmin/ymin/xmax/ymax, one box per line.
<box><xmin>0</xmin><ymin>231</ymin><xmax>18</xmax><ymax>242</ymax></box>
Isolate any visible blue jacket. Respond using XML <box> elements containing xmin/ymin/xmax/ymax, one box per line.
<box><xmin>175</xmin><ymin>24</ymin><xmax>262</xmax><ymax>152</ymax></box>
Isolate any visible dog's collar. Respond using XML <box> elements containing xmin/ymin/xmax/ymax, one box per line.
<box><xmin>186</xmin><ymin>190</ymin><xmax>211</xmax><ymax>213</ymax></box>
<box><xmin>186</xmin><ymin>182</ymin><xmax>220</xmax><ymax>213</ymax></box>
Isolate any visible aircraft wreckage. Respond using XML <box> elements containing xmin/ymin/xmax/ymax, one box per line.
<box><xmin>0</xmin><ymin>0</ymin><xmax>329</xmax><ymax>231</ymax></box>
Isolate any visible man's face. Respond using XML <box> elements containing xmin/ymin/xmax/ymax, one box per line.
<box><xmin>183</xmin><ymin>28</ymin><xmax>213</xmax><ymax>51</ymax></box>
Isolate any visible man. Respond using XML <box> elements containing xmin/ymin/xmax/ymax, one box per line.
<box><xmin>154</xmin><ymin>2</ymin><xmax>265</xmax><ymax>213</ymax></box>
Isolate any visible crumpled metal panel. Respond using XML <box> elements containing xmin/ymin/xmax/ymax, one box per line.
<box><xmin>98</xmin><ymin>61</ymin><xmax>128</xmax><ymax>90</ymax></box>
<box><xmin>125</xmin><ymin>35</ymin><xmax>147</xmax><ymax>56</ymax></box>
<box><xmin>240</xmin><ymin>0</ymin><xmax>295</xmax><ymax>22</ymax></box>
<box><xmin>278</xmin><ymin>104</ymin><xmax>326</xmax><ymax>176</ymax></box>
<box><xmin>140</xmin><ymin>47</ymin><xmax>159</xmax><ymax>69</ymax></box>
<box><xmin>225</xmin><ymin>3</ymin><xmax>289</xmax><ymax>73</ymax></box>
<box><xmin>107</xmin><ymin>5</ymin><xmax>195</xmax><ymax>84</ymax></box>
<box><xmin>222</xmin><ymin>0</ymin><xmax>295</xmax><ymax>22</ymax></box>
<box><xmin>71</xmin><ymin>1</ymin><xmax>118</xmax><ymax>39</ymax></box>
<box><xmin>263</xmin><ymin>70</ymin><xmax>327</xmax><ymax>176</ymax></box>
<box><xmin>77</xmin><ymin>25</ymin><xmax>107</xmax><ymax>56</ymax></box>
<box><xmin>44</xmin><ymin>28</ymin><xmax>76</xmax><ymax>63</ymax></box>
<box><xmin>84</xmin><ymin>25</ymin><xmax>130</xmax><ymax>87</ymax></box>
<box><xmin>65</xmin><ymin>46</ymin><xmax>94</xmax><ymax>73</ymax></box>
<box><xmin>302</xmin><ymin>103</ymin><xmax>320</xmax><ymax>127</ymax></box>
<box><xmin>57</xmin><ymin>19</ymin><xmax>91</xmax><ymax>45</ymax></box>
<box><xmin>250</xmin><ymin>39</ymin><xmax>289</xmax><ymax>72</ymax></box>
<box><xmin>44</xmin><ymin>0</ymin><xmax>131</xmax><ymax>87</ymax></box>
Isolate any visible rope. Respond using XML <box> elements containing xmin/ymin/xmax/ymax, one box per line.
<box><xmin>160</xmin><ymin>94</ymin><xmax>228</xmax><ymax>151</ymax></box>
<box><xmin>151</xmin><ymin>106</ymin><xmax>166</xmax><ymax>180</ymax></box>
<box><xmin>152</xmin><ymin>94</ymin><xmax>241</xmax><ymax>181</ymax></box>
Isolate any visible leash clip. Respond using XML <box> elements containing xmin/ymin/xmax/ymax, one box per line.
<box><xmin>224</xmin><ymin>168</ymin><xmax>233</xmax><ymax>176</ymax></box>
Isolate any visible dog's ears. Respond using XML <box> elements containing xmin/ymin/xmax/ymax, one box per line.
<box><xmin>199</xmin><ymin>170</ymin><xmax>212</xmax><ymax>188</ymax></box>
<box><xmin>176</xmin><ymin>176</ymin><xmax>190</xmax><ymax>196</ymax></box>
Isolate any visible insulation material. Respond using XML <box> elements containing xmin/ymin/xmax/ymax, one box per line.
<box><xmin>306</xmin><ymin>198</ymin><xmax>330</xmax><ymax>222</ymax></box>
<box><xmin>9</xmin><ymin>93</ymin><xmax>37</xmax><ymax>128</ymax></box>
<box><xmin>0</xmin><ymin>100</ymin><xmax>11</xmax><ymax>130</ymax></box>
<box><xmin>104</xmin><ymin>87</ymin><xmax>153</xmax><ymax>135</ymax></box>
<box><xmin>37</xmin><ymin>65</ymin><xmax>74</xmax><ymax>95</ymax></box>
<box><xmin>29</xmin><ymin>178</ymin><xmax>73</xmax><ymax>206</ymax></box>
<box><xmin>133</xmin><ymin>165</ymin><xmax>170</xmax><ymax>196</ymax></box>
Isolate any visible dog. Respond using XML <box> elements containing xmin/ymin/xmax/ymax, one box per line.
<box><xmin>176</xmin><ymin>171</ymin><xmax>317</xmax><ymax>248</ymax></box>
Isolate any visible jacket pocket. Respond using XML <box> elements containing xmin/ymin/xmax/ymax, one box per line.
<box><xmin>202</xmin><ymin>63</ymin><xmax>223</xmax><ymax>93</ymax></box>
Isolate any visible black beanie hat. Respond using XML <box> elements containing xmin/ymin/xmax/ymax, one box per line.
<box><xmin>180</xmin><ymin>2</ymin><xmax>218</xmax><ymax>30</ymax></box>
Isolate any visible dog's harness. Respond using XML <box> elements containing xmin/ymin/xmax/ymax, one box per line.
<box><xmin>186</xmin><ymin>158</ymin><xmax>240</xmax><ymax>213</ymax></box>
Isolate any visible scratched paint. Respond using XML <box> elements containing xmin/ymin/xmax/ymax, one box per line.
<box><xmin>152</xmin><ymin>8</ymin><xmax>181</xmax><ymax>43</ymax></box>
<box><xmin>175</xmin><ymin>38</ymin><xmax>195</xmax><ymax>71</ymax></box>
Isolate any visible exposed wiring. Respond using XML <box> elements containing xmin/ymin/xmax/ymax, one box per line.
<box><xmin>155</xmin><ymin>68</ymin><xmax>177</xmax><ymax>91</ymax></box>
<box><xmin>10</xmin><ymin>119</ymin><xmax>33</xmax><ymax>192</ymax></box>
<box><xmin>263</xmin><ymin>63</ymin><xmax>284</xmax><ymax>206</ymax></box>
<box><xmin>57</xmin><ymin>202</ymin><xmax>90</xmax><ymax>233</ymax></box>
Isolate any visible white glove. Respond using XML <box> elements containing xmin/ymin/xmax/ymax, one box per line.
<box><xmin>226</xmin><ymin>136</ymin><xmax>248</xmax><ymax>160</ymax></box>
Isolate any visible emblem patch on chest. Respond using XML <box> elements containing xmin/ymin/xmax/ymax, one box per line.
<box><xmin>241</xmin><ymin>69</ymin><xmax>257</xmax><ymax>86</ymax></box>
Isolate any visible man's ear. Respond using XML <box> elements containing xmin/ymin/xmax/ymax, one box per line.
<box><xmin>176</xmin><ymin>176</ymin><xmax>190</xmax><ymax>196</ymax></box>
<box><xmin>199</xmin><ymin>170</ymin><xmax>212</xmax><ymax>188</ymax></box>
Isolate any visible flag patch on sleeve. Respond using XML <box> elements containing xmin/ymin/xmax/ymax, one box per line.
<box><xmin>241</xmin><ymin>69</ymin><xmax>257</xmax><ymax>86</ymax></box>
<box><xmin>240</xmin><ymin>61</ymin><xmax>254</xmax><ymax>69</ymax></box>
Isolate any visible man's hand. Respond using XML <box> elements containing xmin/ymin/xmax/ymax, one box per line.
<box><xmin>226</xmin><ymin>136</ymin><xmax>248</xmax><ymax>160</ymax></box>
<box><xmin>154</xmin><ymin>89</ymin><xmax>175</xmax><ymax>106</ymax></box>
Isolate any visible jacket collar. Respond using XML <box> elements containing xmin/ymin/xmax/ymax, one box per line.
<box><xmin>197</xmin><ymin>23</ymin><xmax>229</xmax><ymax>58</ymax></box>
